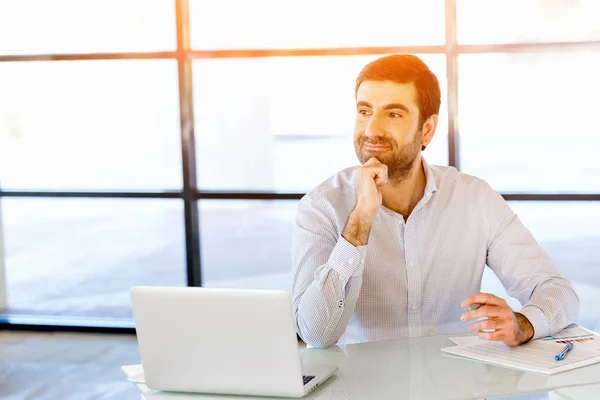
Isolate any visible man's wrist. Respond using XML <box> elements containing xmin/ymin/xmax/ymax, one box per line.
<box><xmin>342</xmin><ymin>207</ymin><xmax>375</xmax><ymax>247</ymax></box>
<box><xmin>514</xmin><ymin>312</ymin><xmax>535</xmax><ymax>344</ymax></box>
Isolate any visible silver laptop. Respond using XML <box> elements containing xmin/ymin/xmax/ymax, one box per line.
<box><xmin>130</xmin><ymin>286</ymin><xmax>338</xmax><ymax>397</ymax></box>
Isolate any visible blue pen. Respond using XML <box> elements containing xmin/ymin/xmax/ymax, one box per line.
<box><xmin>554</xmin><ymin>342</ymin><xmax>574</xmax><ymax>361</ymax></box>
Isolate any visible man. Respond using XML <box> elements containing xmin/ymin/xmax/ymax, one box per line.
<box><xmin>291</xmin><ymin>54</ymin><xmax>579</xmax><ymax>348</ymax></box>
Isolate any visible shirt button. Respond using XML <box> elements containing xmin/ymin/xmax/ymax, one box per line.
<box><xmin>347</xmin><ymin>258</ymin><xmax>354</xmax><ymax>264</ymax></box>
<box><xmin>411</xmin><ymin>304</ymin><xmax>418</xmax><ymax>311</ymax></box>
<box><xmin>407</xmin><ymin>261</ymin><xmax>415</xmax><ymax>268</ymax></box>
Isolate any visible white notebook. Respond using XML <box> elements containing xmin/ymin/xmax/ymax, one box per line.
<box><xmin>442</xmin><ymin>327</ymin><xmax>600</xmax><ymax>375</ymax></box>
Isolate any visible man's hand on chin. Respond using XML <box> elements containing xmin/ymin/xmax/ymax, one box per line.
<box><xmin>461</xmin><ymin>292</ymin><xmax>535</xmax><ymax>346</ymax></box>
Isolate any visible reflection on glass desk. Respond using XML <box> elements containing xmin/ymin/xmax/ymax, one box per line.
<box><xmin>126</xmin><ymin>335</ymin><xmax>600</xmax><ymax>400</ymax></box>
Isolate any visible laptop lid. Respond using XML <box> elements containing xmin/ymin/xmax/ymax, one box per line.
<box><xmin>130</xmin><ymin>286</ymin><xmax>306</xmax><ymax>397</ymax></box>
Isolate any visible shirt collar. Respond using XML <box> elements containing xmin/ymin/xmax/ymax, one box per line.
<box><xmin>422</xmin><ymin>157</ymin><xmax>438</xmax><ymax>197</ymax></box>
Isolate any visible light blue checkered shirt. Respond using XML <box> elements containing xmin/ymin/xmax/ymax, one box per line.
<box><xmin>291</xmin><ymin>159</ymin><xmax>580</xmax><ymax>347</ymax></box>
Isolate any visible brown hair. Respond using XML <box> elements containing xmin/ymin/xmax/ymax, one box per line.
<box><xmin>355</xmin><ymin>54</ymin><xmax>441</xmax><ymax>128</ymax></box>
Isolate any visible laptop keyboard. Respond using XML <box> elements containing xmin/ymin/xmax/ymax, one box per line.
<box><xmin>302</xmin><ymin>375</ymin><xmax>315</xmax><ymax>385</ymax></box>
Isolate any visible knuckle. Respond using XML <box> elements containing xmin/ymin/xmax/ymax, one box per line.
<box><xmin>476</xmin><ymin>306</ymin><xmax>489</xmax><ymax>318</ymax></box>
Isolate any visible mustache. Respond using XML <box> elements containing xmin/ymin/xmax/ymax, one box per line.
<box><xmin>359</xmin><ymin>137</ymin><xmax>394</xmax><ymax>147</ymax></box>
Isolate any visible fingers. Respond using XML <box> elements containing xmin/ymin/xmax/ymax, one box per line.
<box><xmin>460</xmin><ymin>294</ymin><xmax>522</xmax><ymax>346</ymax></box>
<box><xmin>461</xmin><ymin>293</ymin><xmax>507</xmax><ymax>309</ymax></box>
<box><xmin>358</xmin><ymin>161</ymin><xmax>388</xmax><ymax>186</ymax></box>
<box><xmin>373</xmin><ymin>175</ymin><xmax>387</xmax><ymax>188</ymax></box>
<box><xmin>468</xmin><ymin>317</ymin><xmax>501</xmax><ymax>332</ymax></box>
<box><xmin>477</xmin><ymin>330</ymin><xmax>505</xmax><ymax>342</ymax></box>
<box><xmin>461</xmin><ymin>305</ymin><xmax>505</xmax><ymax>322</ymax></box>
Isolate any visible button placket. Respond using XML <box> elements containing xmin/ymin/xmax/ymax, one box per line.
<box><xmin>405</xmin><ymin>222</ymin><xmax>423</xmax><ymax>337</ymax></box>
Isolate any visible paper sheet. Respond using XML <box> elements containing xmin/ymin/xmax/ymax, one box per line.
<box><xmin>448</xmin><ymin>335</ymin><xmax>485</xmax><ymax>346</ymax></box>
<box><xmin>542</xmin><ymin>326</ymin><xmax>597</xmax><ymax>341</ymax></box>
<box><xmin>121</xmin><ymin>364</ymin><xmax>146</xmax><ymax>383</ymax></box>
<box><xmin>442</xmin><ymin>339</ymin><xmax>600</xmax><ymax>374</ymax></box>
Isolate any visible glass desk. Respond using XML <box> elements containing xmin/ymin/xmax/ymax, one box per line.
<box><xmin>126</xmin><ymin>334</ymin><xmax>600</xmax><ymax>399</ymax></box>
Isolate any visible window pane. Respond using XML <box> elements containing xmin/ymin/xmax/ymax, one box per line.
<box><xmin>0</xmin><ymin>0</ymin><xmax>176</xmax><ymax>55</ymax></box>
<box><xmin>480</xmin><ymin>202</ymin><xmax>600</xmax><ymax>332</ymax></box>
<box><xmin>458</xmin><ymin>52</ymin><xmax>600</xmax><ymax>193</ymax></box>
<box><xmin>199</xmin><ymin>200</ymin><xmax>296</xmax><ymax>291</ymax></box>
<box><xmin>0</xmin><ymin>60</ymin><xmax>182</xmax><ymax>190</ymax></box>
<box><xmin>190</xmin><ymin>0</ymin><xmax>445</xmax><ymax>49</ymax></box>
<box><xmin>1</xmin><ymin>198</ymin><xmax>186</xmax><ymax>320</ymax></box>
<box><xmin>457</xmin><ymin>0</ymin><xmax>600</xmax><ymax>44</ymax></box>
<box><xmin>193</xmin><ymin>55</ymin><xmax>448</xmax><ymax>192</ymax></box>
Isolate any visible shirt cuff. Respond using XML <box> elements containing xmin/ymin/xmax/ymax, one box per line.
<box><xmin>519</xmin><ymin>305</ymin><xmax>550</xmax><ymax>340</ymax></box>
<box><xmin>326</xmin><ymin>236</ymin><xmax>367</xmax><ymax>279</ymax></box>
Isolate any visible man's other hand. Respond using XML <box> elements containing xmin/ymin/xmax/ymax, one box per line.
<box><xmin>461</xmin><ymin>293</ymin><xmax>534</xmax><ymax>347</ymax></box>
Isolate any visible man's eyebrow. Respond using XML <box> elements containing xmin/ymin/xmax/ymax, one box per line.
<box><xmin>356</xmin><ymin>101</ymin><xmax>409</xmax><ymax>113</ymax></box>
<box><xmin>382</xmin><ymin>103</ymin><xmax>409</xmax><ymax>113</ymax></box>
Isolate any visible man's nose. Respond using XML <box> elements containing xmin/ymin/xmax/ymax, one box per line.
<box><xmin>365</xmin><ymin>113</ymin><xmax>385</xmax><ymax>139</ymax></box>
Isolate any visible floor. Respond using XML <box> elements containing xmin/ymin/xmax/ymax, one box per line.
<box><xmin>0</xmin><ymin>331</ymin><xmax>142</xmax><ymax>400</ymax></box>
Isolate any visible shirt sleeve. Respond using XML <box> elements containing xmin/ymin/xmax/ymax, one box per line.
<box><xmin>482</xmin><ymin>183</ymin><xmax>580</xmax><ymax>339</ymax></box>
<box><xmin>291</xmin><ymin>193</ymin><xmax>367</xmax><ymax>348</ymax></box>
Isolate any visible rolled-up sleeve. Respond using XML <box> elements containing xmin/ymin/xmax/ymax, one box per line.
<box><xmin>482</xmin><ymin>183</ymin><xmax>580</xmax><ymax>339</ymax></box>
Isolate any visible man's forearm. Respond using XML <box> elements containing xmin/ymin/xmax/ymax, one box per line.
<box><xmin>342</xmin><ymin>207</ymin><xmax>375</xmax><ymax>247</ymax></box>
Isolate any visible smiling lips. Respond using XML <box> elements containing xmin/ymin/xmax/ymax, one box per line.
<box><xmin>363</xmin><ymin>143</ymin><xmax>391</xmax><ymax>152</ymax></box>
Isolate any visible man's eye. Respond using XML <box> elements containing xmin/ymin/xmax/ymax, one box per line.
<box><xmin>388</xmin><ymin>112</ymin><xmax>401</xmax><ymax>118</ymax></box>
<box><xmin>358</xmin><ymin>109</ymin><xmax>370</xmax><ymax>116</ymax></box>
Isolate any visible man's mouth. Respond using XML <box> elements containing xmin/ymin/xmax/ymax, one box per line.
<box><xmin>363</xmin><ymin>143</ymin><xmax>391</xmax><ymax>152</ymax></box>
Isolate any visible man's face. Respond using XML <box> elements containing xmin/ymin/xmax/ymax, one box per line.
<box><xmin>353</xmin><ymin>80</ymin><xmax>423</xmax><ymax>182</ymax></box>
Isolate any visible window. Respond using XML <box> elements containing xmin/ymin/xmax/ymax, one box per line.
<box><xmin>457</xmin><ymin>0</ymin><xmax>600</xmax><ymax>44</ymax></box>
<box><xmin>1</xmin><ymin>1</ymin><xmax>597</xmax><ymax>331</ymax></box>
<box><xmin>190</xmin><ymin>0</ymin><xmax>445</xmax><ymax>49</ymax></box>
<box><xmin>458</xmin><ymin>52</ymin><xmax>600</xmax><ymax>193</ymax></box>
<box><xmin>0</xmin><ymin>0</ymin><xmax>176</xmax><ymax>55</ymax></box>
<box><xmin>0</xmin><ymin>60</ymin><xmax>182</xmax><ymax>190</ymax></box>
<box><xmin>199</xmin><ymin>200</ymin><xmax>297</xmax><ymax>291</ymax></box>
<box><xmin>2</xmin><ymin>198</ymin><xmax>185</xmax><ymax>320</ymax></box>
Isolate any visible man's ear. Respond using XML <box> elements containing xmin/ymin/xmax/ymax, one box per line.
<box><xmin>421</xmin><ymin>114</ymin><xmax>438</xmax><ymax>151</ymax></box>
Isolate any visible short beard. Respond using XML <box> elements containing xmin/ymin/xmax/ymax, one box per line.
<box><xmin>355</xmin><ymin>132</ymin><xmax>422</xmax><ymax>184</ymax></box>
